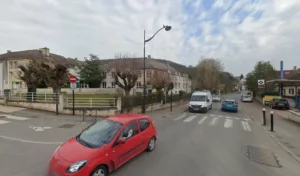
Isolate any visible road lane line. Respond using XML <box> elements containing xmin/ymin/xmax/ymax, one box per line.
<box><xmin>5</xmin><ymin>115</ymin><xmax>29</xmax><ymax>120</ymax></box>
<box><xmin>210</xmin><ymin>117</ymin><xmax>218</xmax><ymax>126</ymax></box>
<box><xmin>183</xmin><ymin>115</ymin><xmax>197</xmax><ymax>122</ymax></box>
<box><xmin>224</xmin><ymin>119</ymin><xmax>233</xmax><ymax>128</ymax></box>
<box><xmin>0</xmin><ymin>135</ymin><xmax>63</xmax><ymax>145</ymax></box>
<box><xmin>174</xmin><ymin>114</ymin><xmax>187</xmax><ymax>121</ymax></box>
<box><xmin>0</xmin><ymin>120</ymin><xmax>11</xmax><ymax>124</ymax></box>
<box><xmin>198</xmin><ymin>116</ymin><xmax>208</xmax><ymax>124</ymax></box>
<box><xmin>236</xmin><ymin>117</ymin><xmax>240</xmax><ymax>120</ymax></box>
<box><xmin>242</xmin><ymin>121</ymin><xmax>251</xmax><ymax>131</ymax></box>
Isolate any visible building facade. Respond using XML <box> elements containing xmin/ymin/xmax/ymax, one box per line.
<box><xmin>0</xmin><ymin>48</ymin><xmax>79</xmax><ymax>92</ymax></box>
<box><xmin>100</xmin><ymin>58</ymin><xmax>192</xmax><ymax>95</ymax></box>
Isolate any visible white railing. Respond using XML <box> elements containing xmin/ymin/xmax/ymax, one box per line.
<box><xmin>9</xmin><ymin>92</ymin><xmax>58</xmax><ymax>103</ymax></box>
<box><xmin>66</xmin><ymin>98</ymin><xmax>117</xmax><ymax>108</ymax></box>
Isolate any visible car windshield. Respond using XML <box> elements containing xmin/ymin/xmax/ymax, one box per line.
<box><xmin>190</xmin><ymin>95</ymin><xmax>206</xmax><ymax>101</ymax></box>
<box><xmin>77</xmin><ymin>119</ymin><xmax>123</xmax><ymax>148</ymax></box>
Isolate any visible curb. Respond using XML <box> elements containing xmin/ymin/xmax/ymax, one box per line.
<box><xmin>243</xmin><ymin>107</ymin><xmax>300</xmax><ymax>163</ymax></box>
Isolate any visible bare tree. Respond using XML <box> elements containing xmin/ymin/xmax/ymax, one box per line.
<box><xmin>196</xmin><ymin>58</ymin><xmax>224</xmax><ymax>90</ymax></box>
<box><xmin>149</xmin><ymin>70</ymin><xmax>171</xmax><ymax>92</ymax></box>
<box><xmin>108</xmin><ymin>53</ymin><xmax>139</xmax><ymax>95</ymax></box>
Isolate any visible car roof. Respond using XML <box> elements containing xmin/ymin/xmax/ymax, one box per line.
<box><xmin>192</xmin><ymin>91</ymin><xmax>209</xmax><ymax>95</ymax></box>
<box><xmin>107</xmin><ymin>114</ymin><xmax>150</xmax><ymax>124</ymax></box>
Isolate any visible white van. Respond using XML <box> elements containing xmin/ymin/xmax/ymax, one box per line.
<box><xmin>188</xmin><ymin>91</ymin><xmax>213</xmax><ymax>113</ymax></box>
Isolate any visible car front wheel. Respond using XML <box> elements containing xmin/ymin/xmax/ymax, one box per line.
<box><xmin>90</xmin><ymin>165</ymin><xmax>108</xmax><ymax>176</ymax></box>
<box><xmin>146</xmin><ymin>137</ymin><xmax>156</xmax><ymax>152</ymax></box>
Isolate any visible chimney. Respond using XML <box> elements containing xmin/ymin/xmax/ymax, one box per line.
<box><xmin>39</xmin><ymin>47</ymin><xmax>50</xmax><ymax>56</ymax></box>
<box><xmin>7</xmin><ymin>50</ymin><xmax>11</xmax><ymax>53</ymax></box>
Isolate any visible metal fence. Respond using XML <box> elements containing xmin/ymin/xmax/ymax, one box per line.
<box><xmin>66</xmin><ymin>98</ymin><xmax>117</xmax><ymax>108</ymax></box>
<box><xmin>9</xmin><ymin>92</ymin><xmax>58</xmax><ymax>103</ymax></box>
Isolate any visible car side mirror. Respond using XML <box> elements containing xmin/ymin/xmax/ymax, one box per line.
<box><xmin>117</xmin><ymin>138</ymin><xmax>126</xmax><ymax>144</ymax></box>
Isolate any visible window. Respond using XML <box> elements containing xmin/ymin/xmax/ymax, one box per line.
<box><xmin>111</xmin><ymin>82</ymin><xmax>115</xmax><ymax>88</ymax></box>
<box><xmin>190</xmin><ymin>95</ymin><xmax>207</xmax><ymax>101</ymax></box>
<box><xmin>103</xmin><ymin>72</ymin><xmax>107</xmax><ymax>78</ymax></box>
<box><xmin>136</xmin><ymin>82</ymin><xmax>142</xmax><ymax>87</ymax></box>
<box><xmin>147</xmin><ymin>71</ymin><xmax>152</xmax><ymax>77</ymax></box>
<box><xmin>138</xmin><ymin>71</ymin><xmax>142</xmax><ymax>77</ymax></box>
<box><xmin>102</xmin><ymin>82</ymin><xmax>107</xmax><ymax>88</ymax></box>
<box><xmin>9</xmin><ymin>61</ymin><xmax>13</xmax><ymax>68</ymax></box>
<box><xmin>111</xmin><ymin>72</ymin><xmax>116</xmax><ymax>78</ymax></box>
<box><xmin>289</xmin><ymin>88</ymin><xmax>295</xmax><ymax>95</ymax></box>
<box><xmin>139</xmin><ymin>119</ymin><xmax>150</xmax><ymax>132</ymax></box>
<box><xmin>119</xmin><ymin>121</ymin><xmax>139</xmax><ymax>140</ymax></box>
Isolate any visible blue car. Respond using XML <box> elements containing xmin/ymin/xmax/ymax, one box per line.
<box><xmin>221</xmin><ymin>99</ymin><xmax>238</xmax><ymax>112</ymax></box>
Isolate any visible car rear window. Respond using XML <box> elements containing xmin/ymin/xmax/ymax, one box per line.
<box><xmin>224</xmin><ymin>101</ymin><xmax>235</xmax><ymax>104</ymax></box>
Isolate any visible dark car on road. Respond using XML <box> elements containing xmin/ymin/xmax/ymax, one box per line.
<box><xmin>270</xmin><ymin>98</ymin><xmax>290</xmax><ymax>110</ymax></box>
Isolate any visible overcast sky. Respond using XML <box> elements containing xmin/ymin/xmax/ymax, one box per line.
<box><xmin>0</xmin><ymin>0</ymin><xmax>299</xmax><ymax>76</ymax></box>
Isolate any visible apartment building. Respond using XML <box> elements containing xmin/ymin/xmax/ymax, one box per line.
<box><xmin>0</xmin><ymin>47</ymin><xmax>79</xmax><ymax>91</ymax></box>
<box><xmin>101</xmin><ymin>58</ymin><xmax>192</xmax><ymax>95</ymax></box>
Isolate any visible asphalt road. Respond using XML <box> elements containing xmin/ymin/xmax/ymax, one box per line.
<box><xmin>1</xmin><ymin>93</ymin><xmax>300</xmax><ymax>176</ymax></box>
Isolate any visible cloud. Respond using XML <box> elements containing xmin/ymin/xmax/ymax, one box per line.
<box><xmin>0</xmin><ymin>0</ymin><xmax>299</xmax><ymax>75</ymax></box>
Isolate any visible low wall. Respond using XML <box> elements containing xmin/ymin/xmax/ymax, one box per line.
<box><xmin>287</xmin><ymin>110</ymin><xmax>300</xmax><ymax>124</ymax></box>
<box><xmin>7</xmin><ymin>101</ymin><xmax>57</xmax><ymax>112</ymax></box>
<box><xmin>6</xmin><ymin>99</ymin><xmax>185</xmax><ymax>117</ymax></box>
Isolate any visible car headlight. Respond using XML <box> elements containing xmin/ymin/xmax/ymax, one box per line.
<box><xmin>66</xmin><ymin>160</ymin><xmax>87</xmax><ymax>173</ymax></box>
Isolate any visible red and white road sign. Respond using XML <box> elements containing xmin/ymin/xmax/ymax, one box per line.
<box><xmin>69</xmin><ymin>75</ymin><xmax>77</xmax><ymax>83</ymax></box>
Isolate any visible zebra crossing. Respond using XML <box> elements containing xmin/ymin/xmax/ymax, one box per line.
<box><xmin>0</xmin><ymin>115</ymin><xmax>29</xmax><ymax>125</ymax></box>
<box><xmin>173</xmin><ymin>113</ymin><xmax>252</xmax><ymax>131</ymax></box>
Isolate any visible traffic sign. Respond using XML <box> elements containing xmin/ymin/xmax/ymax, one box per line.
<box><xmin>70</xmin><ymin>83</ymin><xmax>76</xmax><ymax>90</ymax></box>
<box><xmin>258</xmin><ymin>79</ymin><xmax>265</xmax><ymax>89</ymax></box>
<box><xmin>69</xmin><ymin>75</ymin><xmax>77</xmax><ymax>83</ymax></box>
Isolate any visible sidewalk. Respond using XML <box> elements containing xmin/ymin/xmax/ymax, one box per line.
<box><xmin>2</xmin><ymin>103</ymin><xmax>188</xmax><ymax>122</ymax></box>
<box><xmin>241</xmin><ymin>100</ymin><xmax>300</xmax><ymax>162</ymax></box>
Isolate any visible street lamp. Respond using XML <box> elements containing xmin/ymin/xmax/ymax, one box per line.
<box><xmin>142</xmin><ymin>25</ymin><xmax>172</xmax><ymax>114</ymax></box>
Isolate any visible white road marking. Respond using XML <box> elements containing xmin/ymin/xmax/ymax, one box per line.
<box><xmin>0</xmin><ymin>120</ymin><xmax>11</xmax><ymax>124</ymax></box>
<box><xmin>5</xmin><ymin>115</ymin><xmax>29</xmax><ymax>120</ymax></box>
<box><xmin>242</xmin><ymin>121</ymin><xmax>251</xmax><ymax>131</ymax></box>
<box><xmin>183</xmin><ymin>115</ymin><xmax>197</xmax><ymax>122</ymax></box>
<box><xmin>224</xmin><ymin>119</ymin><xmax>233</xmax><ymax>128</ymax></box>
<box><xmin>218</xmin><ymin>115</ymin><xmax>223</xmax><ymax>118</ymax></box>
<box><xmin>210</xmin><ymin>117</ymin><xmax>218</xmax><ymax>126</ymax></box>
<box><xmin>236</xmin><ymin>117</ymin><xmax>240</xmax><ymax>120</ymax></box>
<box><xmin>198</xmin><ymin>116</ymin><xmax>208</xmax><ymax>124</ymax></box>
<box><xmin>226</xmin><ymin>116</ymin><xmax>232</xmax><ymax>119</ymax></box>
<box><xmin>174</xmin><ymin>114</ymin><xmax>187</xmax><ymax>121</ymax></box>
<box><xmin>0</xmin><ymin>135</ymin><xmax>63</xmax><ymax>145</ymax></box>
<box><xmin>242</xmin><ymin>119</ymin><xmax>251</xmax><ymax>121</ymax></box>
<box><xmin>210</xmin><ymin>114</ymin><xmax>216</xmax><ymax>117</ymax></box>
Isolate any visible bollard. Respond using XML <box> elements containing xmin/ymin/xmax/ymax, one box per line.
<box><xmin>270</xmin><ymin>111</ymin><xmax>274</xmax><ymax>132</ymax></box>
<box><xmin>262</xmin><ymin>108</ymin><xmax>266</xmax><ymax>126</ymax></box>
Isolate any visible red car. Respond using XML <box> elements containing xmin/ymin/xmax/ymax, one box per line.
<box><xmin>48</xmin><ymin>114</ymin><xmax>157</xmax><ymax>176</ymax></box>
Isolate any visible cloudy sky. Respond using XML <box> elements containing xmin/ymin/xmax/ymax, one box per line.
<box><xmin>0</xmin><ymin>0</ymin><xmax>299</xmax><ymax>75</ymax></box>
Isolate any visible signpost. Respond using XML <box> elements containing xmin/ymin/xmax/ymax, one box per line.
<box><xmin>69</xmin><ymin>75</ymin><xmax>77</xmax><ymax>115</ymax></box>
<box><xmin>257</xmin><ymin>79</ymin><xmax>265</xmax><ymax>89</ymax></box>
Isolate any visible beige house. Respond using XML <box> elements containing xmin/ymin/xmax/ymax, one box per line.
<box><xmin>102</xmin><ymin>58</ymin><xmax>192</xmax><ymax>95</ymax></box>
<box><xmin>0</xmin><ymin>47</ymin><xmax>79</xmax><ymax>92</ymax></box>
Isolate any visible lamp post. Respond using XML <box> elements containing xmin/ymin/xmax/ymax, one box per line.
<box><xmin>142</xmin><ymin>25</ymin><xmax>172</xmax><ymax>114</ymax></box>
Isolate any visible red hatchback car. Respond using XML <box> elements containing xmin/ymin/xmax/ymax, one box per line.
<box><xmin>48</xmin><ymin>114</ymin><xmax>157</xmax><ymax>176</ymax></box>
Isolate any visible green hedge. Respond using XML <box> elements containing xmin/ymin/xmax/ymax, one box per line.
<box><xmin>121</xmin><ymin>92</ymin><xmax>191</xmax><ymax>112</ymax></box>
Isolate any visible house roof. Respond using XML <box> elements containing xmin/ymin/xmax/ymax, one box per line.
<box><xmin>276</xmin><ymin>70</ymin><xmax>299</xmax><ymax>79</ymax></box>
<box><xmin>102</xmin><ymin>58</ymin><xmax>178</xmax><ymax>73</ymax></box>
<box><xmin>0</xmin><ymin>49</ymin><xmax>80</xmax><ymax>66</ymax></box>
